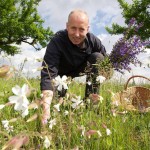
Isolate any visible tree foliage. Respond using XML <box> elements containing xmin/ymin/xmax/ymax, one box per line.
<box><xmin>0</xmin><ymin>0</ymin><xmax>53</xmax><ymax>55</ymax></box>
<box><xmin>106</xmin><ymin>0</ymin><xmax>150</xmax><ymax>41</ymax></box>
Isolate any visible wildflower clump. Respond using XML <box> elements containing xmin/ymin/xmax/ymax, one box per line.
<box><xmin>98</xmin><ymin>18</ymin><xmax>150</xmax><ymax>74</ymax></box>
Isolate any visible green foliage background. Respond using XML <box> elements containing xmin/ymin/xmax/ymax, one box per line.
<box><xmin>0</xmin><ymin>0</ymin><xmax>53</xmax><ymax>55</ymax></box>
<box><xmin>106</xmin><ymin>0</ymin><xmax>150</xmax><ymax>42</ymax></box>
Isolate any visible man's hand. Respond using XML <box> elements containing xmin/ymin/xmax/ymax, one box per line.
<box><xmin>41</xmin><ymin>90</ymin><xmax>53</xmax><ymax>125</ymax></box>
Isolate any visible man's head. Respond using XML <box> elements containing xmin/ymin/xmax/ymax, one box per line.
<box><xmin>66</xmin><ymin>9</ymin><xmax>89</xmax><ymax>46</ymax></box>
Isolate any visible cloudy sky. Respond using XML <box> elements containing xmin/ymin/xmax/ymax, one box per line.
<box><xmin>0</xmin><ymin>0</ymin><xmax>149</xmax><ymax>81</ymax></box>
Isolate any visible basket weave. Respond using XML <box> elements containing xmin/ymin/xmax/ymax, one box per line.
<box><xmin>111</xmin><ymin>75</ymin><xmax>150</xmax><ymax>112</ymax></box>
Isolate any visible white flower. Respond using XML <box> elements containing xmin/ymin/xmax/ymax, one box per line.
<box><xmin>86</xmin><ymin>98</ymin><xmax>91</xmax><ymax>104</ymax></box>
<box><xmin>44</xmin><ymin>136</ymin><xmax>51</xmax><ymax>148</ymax></box>
<box><xmin>111</xmin><ymin>92</ymin><xmax>115</xmax><ymax>97</ymax></box>
<box><xmin>96</xmin><ymin>75</ymin><xmax>106</xmax><ymax>83</ymax></box>
<box><xmin>80</xmin><ymin>125</ymin><xmax>85</xmax><ymax>137</ymax></box>
<box><xmin>97</xmin><ymin>130</ymin><xmax>102</xmax><ymax>137</ymax></box>
<box><xmin>106</xmin><ymin>128</ymin><xmax>111</xmax><ymax>136</ymax></box>
<box><xmin>40</xmin><ymin>93</ymin><xmax>43</xmax><ymax>98</ymax></box>
<box><xmin>71</xmin><ymin>96</ymin><xmax>83</xmax><ymax>109</ymax></box>
<box><xmin>122</xmin><ymin>117</ymin><xmax>127</xmax><ymax>123</ymax></box>
<box><xmin>0</xmin><ymin>104</ymin><xmax>5</xmax><ymax>109</ymax></box>
<box><xmin>21</xmin><ymin>108</ymin><xmax>29</xmax><ymax>117</ymax></box>
<box><xmin>87</xmin><ymin>81</ymin><xmax>92</xmax><ymax>85</ymax></box>
<box><xmin>2</xmin><ymin>120</ymin><xmax>14</xmax><ymax>133</ymax></box>
<box><xmin>124</xmin><ymin>98</ymin><xmax>131</xmax><ymax>103</ymax></box>
<box><xmin>7</xmin><ymin>125</ymin><xmax>14</xmax><ymax>133</ymax></box>
<box><xmin>2</xmin><ymin>120</ymin><xmax>9</xmax><ymax>128</ymax></box>
<box><xmin>111</xmin><ymin>109</ymin><xmax>117</xmax><ymax>117</ymax></box>
<box><xmin>73</xmin><ymin>75</ymin><xmax>86</xmax><ymax>84</ymax></box>
<box><xmin>8</xmin><ymin>84</ymin><xmax>30</xmax><ymax>117</ymax></box>
<box><xmin>111</xmin><ymin>100</ymin><xmax>120</xmax><ymax>106</ymax></box>
<box><xmin>64</xmin><ymin>110</ymin><xmax>69</xmax><ymax>116</ymax></box>
<box><xmin>53</xmin><ymin>75</ymin><xmax>68</xmax><ymax>91</ymax></box>
<box><xmin>99</xmin><ymin>96</ymin><xmax>104</xmax><ymax>103</ymax></box>
<box><xmin>53</xmin><ymin>103</ymin><xmax>60</xmax><ymax>111</ymax></box>
<box><xmin>49</xmin><ymin>118</ymin><xmax>57</xmax><ymax>130</ymax></box>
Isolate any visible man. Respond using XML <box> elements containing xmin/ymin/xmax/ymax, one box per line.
<box><xmin>40</xmin><ymin>9</ymin><xmax>106</xmax><ymax>125</ymax></box>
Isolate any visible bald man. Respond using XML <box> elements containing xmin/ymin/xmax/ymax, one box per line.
<box><xmin>40</xmin><ymin>9</ymin><xmax>106</xmax><ymax>125</ymax></box>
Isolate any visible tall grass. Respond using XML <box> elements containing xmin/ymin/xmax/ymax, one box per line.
<box><xmin>0</xmin><ymin>77</ymin><xmax>150</xmax><ymax>150</ymax></box>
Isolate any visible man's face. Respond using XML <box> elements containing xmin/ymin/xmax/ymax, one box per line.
<box><xmin>66</xmin><ymin>13</ymin><xmax>89</xmax><ymax>45</ymax></box>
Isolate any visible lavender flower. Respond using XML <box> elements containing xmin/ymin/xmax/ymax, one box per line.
<box><xmin>109</xmin><ymin>18</ymin><xmax>150</xmax><ymax>73</ymax></box>
<box><xmin>128</xmin><ymin>18</ymin><xmax>143</xmax><ymax>32</ymax></box>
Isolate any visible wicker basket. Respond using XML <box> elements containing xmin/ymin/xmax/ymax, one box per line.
<box><xmin>111</xmin><ymin>75</ymin><xmax>150</xmax><ymax>112</ymax></box>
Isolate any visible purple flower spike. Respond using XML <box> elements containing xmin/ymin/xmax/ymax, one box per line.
<box><xmin>109</xmin><ymin>18</ymin><xmax>150</xmax><ymax>73</ymax></box>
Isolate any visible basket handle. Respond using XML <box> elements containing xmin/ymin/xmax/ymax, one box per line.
<box><xmin>124</xmin><ymin>75</ymin><xmax>150</xmax><ymax>90</ymax></box>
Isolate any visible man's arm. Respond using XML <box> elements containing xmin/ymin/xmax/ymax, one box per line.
<box><xmin>41</xmin><ymin>90</ymin><xmax>53</xmax><ymax>125</ymax></box>
<box><xmin>89</xmin><ymin>33</ymin><xmax>106</xmax><ymax>56</ymax></box>
<box><xmin>40</xmin><ymin>38</ymin><xmax>60</xmax><ymax>125</ymax></box>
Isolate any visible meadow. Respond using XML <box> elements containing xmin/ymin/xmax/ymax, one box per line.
<box><xmin>0</xmin><ymin>75</ymin><xmax>150</xmax><ymax>150</ymax></box>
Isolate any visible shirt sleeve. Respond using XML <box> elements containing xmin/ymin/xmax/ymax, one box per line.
<box><xmin>40</xmin><ymin>38</ymin><xmax>61</xmax><ymax>91</ymax></box>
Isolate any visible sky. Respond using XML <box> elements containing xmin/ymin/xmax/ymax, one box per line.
<box><xmin>0</xmin><ymin>0</ymin><xmax>150</xmax><ymax>81</ymax></box>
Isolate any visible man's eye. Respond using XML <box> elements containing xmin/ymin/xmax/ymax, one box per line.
<box><xmin>80</xmin><ymin>29</ymin><xmax>84</xmax><ymax>32</ymax></box>
<box><xmin>71</xmin><ymin>27</ymin><xmax>76</xmax><ymax>30</ymax></box>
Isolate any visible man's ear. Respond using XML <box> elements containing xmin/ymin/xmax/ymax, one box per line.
<box><xmin>87</xmin><ymin>25</ymin><xmax>90</xmax><ymax>32</ymax></box>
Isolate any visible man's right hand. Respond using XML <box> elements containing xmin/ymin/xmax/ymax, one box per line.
<box><xmin>41</xmin><ymin>90</ymin><xmax>53</xmax><ymax>125</ymax></box>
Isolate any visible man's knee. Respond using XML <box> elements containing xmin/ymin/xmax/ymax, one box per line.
<box><xmin>87</xmin><ymin>52</ymin><xmax>104</xmax><ymax>64</ymax></box>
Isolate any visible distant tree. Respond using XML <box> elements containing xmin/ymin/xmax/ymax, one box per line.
<box><xmin>0</xmin><ymin>0</ymin><xmax>53</xmax><ymax>55</ymax></box>
<box><xmin>106</xmin><ymin>0</ymin><xmax>150</xmax><ymax>42</ymax></box>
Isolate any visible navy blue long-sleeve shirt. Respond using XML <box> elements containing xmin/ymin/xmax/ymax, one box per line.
<box><xmin>40</xmin><ymin>29</ymin><xmax>106</xmax><ymax>90</ymax></box>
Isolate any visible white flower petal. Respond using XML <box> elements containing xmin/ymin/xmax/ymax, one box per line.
<box><xmin>0</xmin><ymin>104</ymin><xmax>5</xmax><ymax>109</ymax></box>
<box><xmin>54</xmin><ymin>75</ymin><xmax>68</xmax><ymax>91</ymax></box>
<box><xmin>62</xmin><ymin>75</ymin><xmax>67</xmax><ymax>81</ymax></box>
<box><xmin>71</xmin><ymin>96</ymin><xmax>83</xmax><ymax>109</ymax></box>
<box><xmin>22</xmin><ymin>96</ymin><xmax>29</xmax><ymax>105</ymax></box>
<box><xmin>81</xmin><ymin>125</ymin><xmax>85</xmax><ymax>136</ymax></box>
<box><xmin>106</xmin><ymin>128</ymin><xmax>111</xmax><ymax>136</ymax></box>
<box><xmin>22</xmin><ymin>108</ymin><xmax>29</xmax><ymax>117</ymax></box>
<box><xmin>12</xmin><ymin>85</ymin><xmax>21</xmax><ymax>95</ymax></box>
<box><xmin>2</xmin><ymin>120</ymin><xmax>9</xmax><ymax>128</ymax></box>
<box><xmin>62</xmin><ymin>83</ymin><xmax>68</xmax><ymax>90</ymax></box>
<box><xmin>57</xmin><ymin>84</ymin><xmax>62</xmax><ymax>91</ymax></box>
<box><xmin>71</xmin><ymin>98</ymin><xmax>77</xmax><ymax>103</ymax></box>
<box><xmin>71</xmin><ymin>103</ymin><xmax>77</xmax><ymax>109</ymax></box>
<box><xmin>96</xmin><ymin>76</ymin><xmax>106</xmax><ymax>83</ymax></box>
<box><xmin>44</xmin><ymin>136</ymin><xmax>51</xmax><ymax>148</ymax></box>
<box><xmin>9</xmin><ymin>84</ymin><xmax>30</xmax><ymax>114</ymax></box>
<box><xmin>8</xmin><ymin>96</ymin><xmax>20</xmax><ymax>103</ymax></box>
<box><xmin>55</xmin><ymin>75</ymin><xmax>61</xmax><ymax>82</ymax></box>
<box><xmin>99</xmin><ymin>96</ymin><xmax>104</xmax><ymax>103</ymax></box>
<box><xmin>97</xmin><ymin>130</ymin><xmax>102</xmax><ymax>137</ymax></box>
<box><xmin>14</xmin><ymin>101</ymin><xmax>22</xmax><ymax>111</ymax></box>
<box><xmin>64</xmin><ymin>110</ymin><xmax>69</xmax><ymax>116</ymax></box>
<box><xmin>53</xmin><ymin>103</ymin><xmax>60</xmax><ymax>111</ymax></box>
<box><xmin>21</xmin><ymin>84</ymin><xmax>29</xmax><ymax>95</ymax></box>
<box><xmin>87</xmin><ymin>81</ymin><xmax>92</xmax><ymax>85</ymax></box>
<box><xmin>49</xmin><ymin>118</ymin><xmax>57</xmax><ymax>130</ymax></box>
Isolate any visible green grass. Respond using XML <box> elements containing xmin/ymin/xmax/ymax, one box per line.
<box><xmin>0</xmin><ymin>77</ymin><xmax>150</xmax><ymax>150</ymax></box>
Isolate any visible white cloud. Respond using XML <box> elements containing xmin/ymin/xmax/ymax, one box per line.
<box><xmin>97</xmin><ymin>34</ymin><xmax>122</xmax><ymax>53</ymax></box>
<box><xmin>37</xmin><ymin>0</ymin><xmax>123</xmax><ymax>32</ymax></box>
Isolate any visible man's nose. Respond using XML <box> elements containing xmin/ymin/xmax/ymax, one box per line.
<box><xmin>74</xmin><ymin>30</ymin><xmax>80</xmax><ymax>37</ymax></box>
